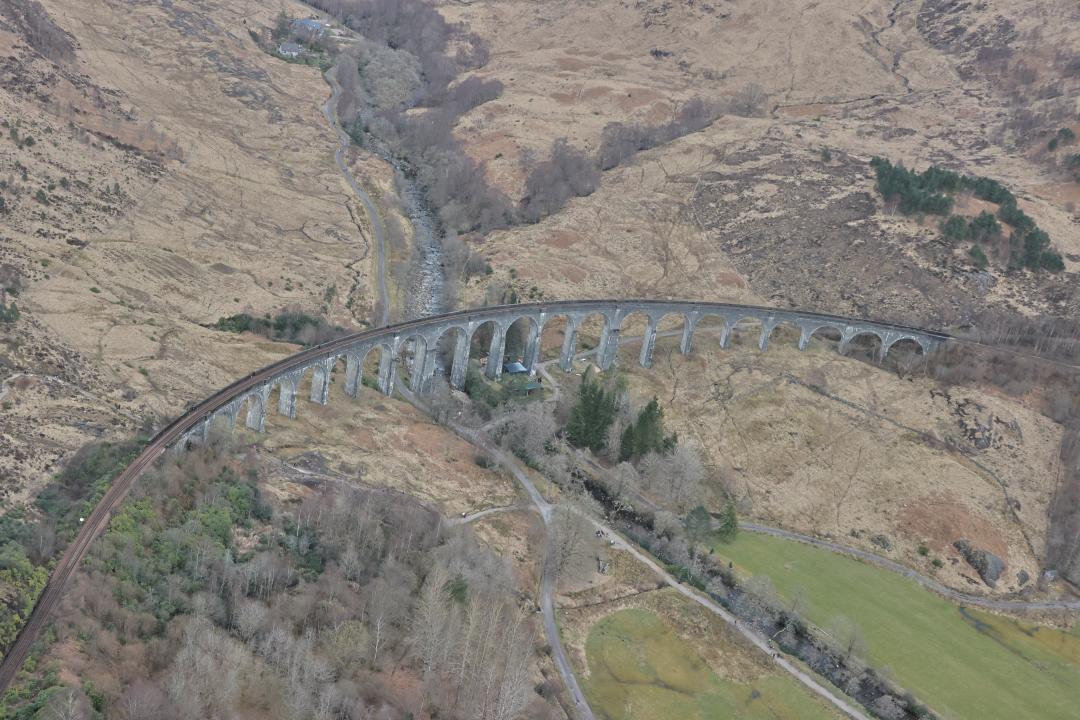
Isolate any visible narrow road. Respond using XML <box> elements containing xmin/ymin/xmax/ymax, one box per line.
<box><xmin>596</xmin><ymin>518</ymin><xmax>872</xmax><ymax>720</ymax></box>
<box><xmin>543</xmin><ymin>341</ymin><xmax>1080</xmax><ymax>614</ymax></box>
<box><xmin>411</xmin><ymin>390</ymin><xmax>868</xmax><ymax>720</ymax></box>
<box><xmin>322</xmin><ymin>66</ymin><xmax>389</xmax><ymax>327</ymax></box>
<box><xmin>398</xmin><ymin>387</ymin><xmax>596</xmax><ymax>720</ymax></box>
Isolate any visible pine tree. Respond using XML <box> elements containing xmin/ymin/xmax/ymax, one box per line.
<box><xmin>565</xmin><ymin>369</ymin><xmax>616</xmax><ymax>452</ymax></box>
<box><xmin>619</xmin><ymin>396</ymin><xmax>678</xmax><ymax>461</ymax></box>
<box><xmin>684</xmin><ymin>505</ymin><xmax>712</xmax><ymax>541</ymax></box>
<box><xmin>716</xmin><ymin>501</ymin><xmax>738</xmax><ymax>542</ymax></box>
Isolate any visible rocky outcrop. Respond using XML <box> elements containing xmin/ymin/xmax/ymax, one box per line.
<box><xmin>954</xmin><ymin>539</ymin><xmax>1005</xmax><ymax>587</ymax></box>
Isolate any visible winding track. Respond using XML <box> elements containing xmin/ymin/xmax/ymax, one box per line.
<box><xmin>0</xmin><ymin>299</ymin><xmax>953</xmax><ymax>699</ymax></box>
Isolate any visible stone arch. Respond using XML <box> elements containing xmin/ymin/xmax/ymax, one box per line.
<box><xmin>724</xmin><ymin>314</ymin><xmax>765</xmax><ymax>349</ymax></box>
<box><xmin>393</xmin><ymin>333</ymin><xmax>431</xmax><ymax>392</ymax></box>
<box><xmin>431</xmin><ymin>324</ymin><xmax>470</xmax><ymax>389</ymax></box>
<box><xmin>504</xmin><ymin>314</ymin><xmax>540</xmax><ymax>370</ymax></box>
<box><xmin>763</xmin><ymin>319</ymin><xmax>802</xmax><ymax>352</ymax></box>
<box><xmin>205</xmin><ymin>412</ymin><xmax>235</xmax><ymax>443</ymax></box>
<box><xmin>308</xmin><ymin>355</ymin><xmax>342</xmax><ymax>405</ymax></box>
<box><xmin>538</xmin><ymin>313</ymin><xmax>580</xmax><ymax>372</ymax></box>
<box><xmin>468</xmin><ymin>318</ymin><xmax>508</xmax><ymax>380</ymax></box>
<box><xmin>691</xmin><ymin>312</ymin><xmax>731</xmax><ymax>351</ymax></box>
<box><xmin>882</xmin><ymin>336</ymin><xmax>927</xmax><ymax>362</ymax></box>
<box><xmin>843</xmin><ymin>329</ymin><xmax>884</xmax><ymax>361</ymax></box>
<box><xmin>268</xmin><ymin>371</ymin><xmax>303</xmax><ymax>418</ymax></box>
<box><xmin>613</xmin><ymin>309</ymin><xmax>681</xmax><ymax>368</ymax></box>
<box><xmin>234</xmin><ymin>391</ymin><xmax>267</xmax><ymax>433</ymax></box>
<box><xmin>801</xmin><ymin>324</ymin><xmax>844</xmax><ymax>351</ymax></box>
<box><xmin>361</xmin><ymin>342</ymin><xmax>394</xmax><ymax>395</ymax></box>
<box><xmin>573</xmin><ymin>309</ymin><xmax>615</xmax><ymax>369</ymax></box>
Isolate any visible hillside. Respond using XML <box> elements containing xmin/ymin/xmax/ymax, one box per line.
<box><xmin>0</xmin><ymin>0</ymin><xmax>376</xmax><ymax>502</ymax></box>
<box><xmin>445</xmin><ymin>0</ymin><xmax>1079</xmax><ymax>324</ymax></box>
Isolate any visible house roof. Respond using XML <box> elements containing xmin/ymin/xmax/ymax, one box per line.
<box><xmin>293</xmin><ymin>18</ymin><xmax>324</xmax><ymax>30</ymax></box>
<box><xmin>503</xmin><ymin>361</ymin><xmax>528</xmax><ymax>374</ymax></box>
<box><xmin>278</xmin><ymin>42</ymin><xmax>304</xmax><ymax>53</ymax></box>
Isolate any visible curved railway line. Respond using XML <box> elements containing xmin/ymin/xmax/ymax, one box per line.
<box><xmin>0</xmin><ymin>298</ymin><xmax>957</xmax><ymax>693</ymax></box>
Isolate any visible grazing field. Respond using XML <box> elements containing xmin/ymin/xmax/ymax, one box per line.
<box><xmin>712</xmin><ymin>533</ymin><xmax>1080</xmax><ymax>720</ymax></box>
<box><xmin>581</xmin><ymin>607</ymin><xmax>841</xmax><ymax>720</ymax></box>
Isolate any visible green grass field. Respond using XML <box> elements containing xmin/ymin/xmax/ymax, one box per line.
<box><xmin>711</xmin><ymin>532</ymin><xmax>1080</xmax><ymax>720</ymax></box>
<box><xmin>582</xmin><ymin>607</ymin><xmax>842</xmax><ymax>720</ymax></box>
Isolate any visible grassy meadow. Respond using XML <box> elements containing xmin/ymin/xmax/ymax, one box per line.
<box><xmin>581</xmin><ymin>607</ymin><xmax>842</xmax><ymax>720</ymax></box>
<box><xmin>711</xmin><ymin>532</ymin><xmax>1080</xmax><ymax>720</ymax></box>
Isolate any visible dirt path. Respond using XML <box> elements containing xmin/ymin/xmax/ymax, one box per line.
<box><xmin>398</xmin><ymin>385</ymin><xmax>596</xmax><ymax>720</ymax></box>
<box><xmin>404</xmin><ymin>388</ymin><xmax>869</xmax><ymax>720</ymax></box>
<box><xmin>322</xmin><ymin>66</ymin><xmax>389</xmax><ymax>327</ymax></box>
<box><xmin>544</xmin><ymin>340</ymin><xmax>1080</xmax><ymax>614</ymax></box>
<box><xmin>450</xmin><ymin>504</ymin><xmax>522</xmax><ymax>525</ymax></box>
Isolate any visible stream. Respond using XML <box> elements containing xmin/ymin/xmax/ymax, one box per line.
<box><xmin>358</xmin><ymin>122</ymin><xmax>448</xmax><ymax>321</ymax></box>
<box><xmin>393</xmin><ymin>165</ymin><xmax>447</xmax><ymax>320</ymax></box>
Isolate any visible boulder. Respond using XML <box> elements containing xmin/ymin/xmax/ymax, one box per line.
<box><xmin>953</xmin><ymin>539</ymin><xmax>1005</xmax><ymax>587</ymax></box>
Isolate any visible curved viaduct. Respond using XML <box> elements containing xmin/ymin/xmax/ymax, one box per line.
<box><xmin>0</xmin><ymin>299</ymin><xmax>948</xmax><ymax>692</ymax></box>
<box><xmin>177</xmin><ymin>300</ymin><xmax>947</xmax><ymax>448</ymax></box>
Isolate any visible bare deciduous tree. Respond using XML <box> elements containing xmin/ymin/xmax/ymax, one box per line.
<box><xmin>551</xmin><ymin>505</ymin><xmax>595</xmax><ymax>581</ymax></box>
<box><xmin>728</xmin><ymin>82</ymin><xmax>768</xmax><ymax>117</ymax></box>
<box><xmin>640</xmin><ymin>444</ymin><xmax>705</xmax><ymax>510</ymax></box>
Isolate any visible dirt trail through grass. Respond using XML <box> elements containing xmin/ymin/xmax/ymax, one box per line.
<box><xmin>583</xmin><ymin>607</ymin><xmax>842</xmax><ymax>720</ymax></box>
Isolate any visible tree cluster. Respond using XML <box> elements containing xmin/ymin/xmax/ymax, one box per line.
<box><xmin>565</xmin><ymin>368</ymin><xmax>618</xmax><ymax>453</ymax></box>
<box><xmin>870</xmin><ymin>157</ymin><xmax>1064</xmax><ymax>271</ymax></box>
<box><xmin>210</xmin><ymin>309</ymin><xmax>347</xmax><ymax>346</ymax></box>
<box><xmin>520</xmin><ymin>139</ymin><xmax>599</xmax><ymax>223</ymax></box>
<box><xmin>597</xmin><ymin>98</ymin><xmax>719</xmax><ymax>170</ymax></box>
<box><xmin>3</xmin><ymin>441</ymin><xmax>552</xmax><ymax>720</ymax></box>
<box><xmin>618</xmin><ymin>396</ymin><xmax>677</xmax><ymax>462</ymax></box>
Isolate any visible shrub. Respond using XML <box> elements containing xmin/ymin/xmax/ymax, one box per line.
<box><xmin>998</xmin><ymin>199</ymin><xmax>1035</xmax><ymax>233</ymax></box>
<box><xmin>1017</xmin><ymin>227</ymin><xmax>1063</xmax><ymax>271</ymax></box>
<box><xmin>870</xmin><ymin>534</ymin><xmax>892</xmax><ymax>551</ymax></box>
<box><xmin>869</xmin><ymin>157</ymin><xmax>954</xmax><ymax>216</ymax></box>
<box><xmin>520</xmin><ymin>138</ymin><xmax>599</xmax><ymax>223</ymax></box>
<box><xmin>940</xmin><ymin>215</ymin><xmax>968</xmax><ymax>241</ymax></box>
<box><xmin>968</xmin><ymin>210</ymin><xmax>1001</xmax><ymax>242</ymax></box>
<box><xmin>211</xmin><ymin>310</ymin><xmax>345</xmax><ymax>345</ymax></box>
<box><xmin>597</xmin><ymin>98</ymin><xmax>718</xmax><ymax>170</ymax></box>
<box><xmin>715</xmin><ymin>501</ymin><xmax>738</xmax><ymax>542</ymax></box>
<box><xmin>968</xmin><ymin>244</ymin><xmax>989</xmax><ymax>269</ymax></box>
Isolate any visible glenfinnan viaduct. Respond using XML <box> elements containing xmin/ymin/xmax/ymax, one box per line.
<box><xmin>0</xmin><ymin>299</ymin><xmax>951</xmax><ymax>694</ymax></box>
<box><xmin>174</xmin><ymin>300</ymin><xmax>948</xmax><ymax>451</ymax></box>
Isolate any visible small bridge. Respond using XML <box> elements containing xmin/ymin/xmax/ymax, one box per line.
<box><xmin>176</xmin><ymin>299</ymin><xmax>948</xmax><ymax>450</ymax></box>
